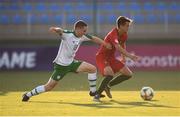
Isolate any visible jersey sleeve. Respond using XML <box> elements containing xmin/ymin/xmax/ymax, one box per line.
<box><xmin>108</xmin><ymin>34</ymin><xmax>119</xmax><ymax>46</ymax></box>
<box><xmin>60</xmin><ymin>30</ymin><xmax>73</xmax><ymax>40</ymax></box>
<box><xmin>83</xmin><ymin>34</ymin><xmax>93</xmax><ymax>41</ymax></box>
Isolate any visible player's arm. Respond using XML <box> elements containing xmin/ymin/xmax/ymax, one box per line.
<box><xmin>91</xmin><ymin>36</ymin><xmax>112</xmax><ymax>49</ymax></box>
<box><xmin>120</xmin><ymin>42</ymin><xmax>126</xmax><ymax>63</ymax></box>
<box><xmin>115</xmin><ymin>44</ymin><xmax>140</xmax><ymax>62</ymax></box>
<box><xmin>49</xmin><ymin>27</ymin><xmax>63</xmax><ymax>35</ymax></box>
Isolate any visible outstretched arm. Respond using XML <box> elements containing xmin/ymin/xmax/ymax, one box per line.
<box><xmin>91</xmin><ymin>36</ymin><xmax>112</xmax><ymax>49</ymax></box>
<box><xmin>115</xmin><ymin>44</ymin><xmax>140</xmax><ymax>62</ymax></box>
<box><xmin>49</xmin><ymin>27</ymin><xmax>63</xmax><ymax>35</ymax></box>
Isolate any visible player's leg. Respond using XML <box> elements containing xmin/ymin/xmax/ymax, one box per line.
<box><xmin>93</xmin><ymin>55</ymin><xmax>114</xmax><ymax>101</ymax></box>
<box><xmin>22</xmin><ymin>78</ymin><xmax>58</xmax><ymax>102</ymax></box>
<box><xmin>103</xmin><ymin>59</ymin><xmax>125</xmax><ymax>98</ymax></box>
<box><xmin>103</xmin><ymin>66</ymin><xmax>132</xmax><ymax>99</ymax></box>
<box><xmin>93</xmin><ymin>66</ymin><xmax>114</xmax><ymax>102</ymax></box>
<box><xmin>22</xmin><ymin>63</ymin><xmax>66</xmax><ymax>102</ymax></box>
<box><xmin>97</xmin><ymin>66</ymin><xmax>114</xmax><ymax>95</ymax></box>
<box><xmin>108</xmin><ymin>65</ymin><xmax>133</xmax><ymax>87</ymax></box>
<box><xmin>76</xmin><ymin>61</ymin><xmax>99</xmax><ymax>96</ymax></box>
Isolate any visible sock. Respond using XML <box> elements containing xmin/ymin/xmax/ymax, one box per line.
<box><xmin>26</xmin><ymin>85</ymin><xmax>45</xmax><ymax>97</ymax></box>
<box><xmin>109</xmin><ymin>75</ymin><xmax>132</xmax><ymax>87</ymax></box>
<box><xmin>97</xmin><ymin>75</ymin><xmax>113</xmax><ymax>94</ymax></box>
<box><xmin>88</xmin><ymin>72</ymin><xmax>97</xmax><ymax>93</ymax></box>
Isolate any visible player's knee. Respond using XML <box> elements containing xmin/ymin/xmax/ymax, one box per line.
<box><xmin>126</xmin><ymin>73</ymin><xmax>133</xmax><ymax>79</ymax></box>
<box><xmin>128</xmin><ymin>72</ymin><xmax>133</xmax><ymax>77</ymax></box>
<box><xmin>45</xmin><ymin>84</ymin><xmax>56</xmax><ymax>91</ymax></box>
<box><xmin>121</xmin><ymin>72</ymin><xmax>133</xmax><ymax>79</ymax></box>
<box><xmin>104</xmin><ymin>69</ymin><xmax>114</xmax><ymax>76</ymax></box>
<box><xmin>104</xmin><ymin>67</ymin><xmax>114</xmax><ymax>76</ymax></box>
<box><xmin>45</xmin><ymin>86</ymin><xmax>53</xmax><ymax>91</ymax></box>
<box><xmin>104</xmin><ymin>72</ymin><xmax>114</xmax><ymax>76</ymax></box>
<box><xmin>127</xmin><ymin>74</ymin><xmax>132</xmax><ymax>79</ymax></box>
<box><xmin>90</xmin><ymin>65</ymin><xmax>97</xmax><ymax>73</ymax></box>
<box><xmin>124</xmin><ymin>70</ymin><xmax>133</xmax><ymax>78</ymax></box>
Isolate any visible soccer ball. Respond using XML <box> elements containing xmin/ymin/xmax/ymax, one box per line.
<box><xmin>140</xmin><ymin>86</ymin><xmax>154</xmax><ymax>100</ymax></box>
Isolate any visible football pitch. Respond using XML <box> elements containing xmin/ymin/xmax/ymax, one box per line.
<box><xmin>0</xmin><ymin>71</ymin><xmax>180</xmax><ymax>116</ymax></box>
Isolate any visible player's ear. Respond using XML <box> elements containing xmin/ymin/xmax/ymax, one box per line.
<box><xmin>117</xmin><ymin>24</ymin><xmax>121</xmax><ymax>29</ymax></box>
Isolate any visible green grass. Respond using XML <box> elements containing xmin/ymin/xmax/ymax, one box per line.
<box><xmin>0</xmin><ymin>71</ymin><xmax>179</xmax><ymax>95</ymax></box>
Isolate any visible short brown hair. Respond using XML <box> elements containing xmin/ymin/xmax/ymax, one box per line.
<box><xmin>116</xmin><ymin>16</ymin><xmax>132</xmax><ymax>28</ymax></box>
<box><xmin>74</xmin><ymin>20</ymin><xmax>87</xmax><ymax>29</ymax></box>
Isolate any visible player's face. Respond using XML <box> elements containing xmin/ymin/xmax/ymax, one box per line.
<box><xmin>120</xmin><ymin>22</ymin><xmax>130</xmax><ymax>33</ymax></box>
<box><xmin>76</xmin><ymin>26</ymin><xmax>87</xmax><ymax>37</ymax></box>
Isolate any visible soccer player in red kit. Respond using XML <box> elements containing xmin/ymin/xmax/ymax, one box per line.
<box><xmin>94</xmin><ymin>16</ymin><xmax>141</xmax><ymax>102</ymax></box>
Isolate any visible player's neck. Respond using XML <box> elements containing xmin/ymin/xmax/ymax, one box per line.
<box><xmin>117</xmin><ymin>29</ymin><xmax>124</xmax><ymax>36</ymax></box>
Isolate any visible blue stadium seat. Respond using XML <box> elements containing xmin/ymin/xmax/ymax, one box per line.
<box><xmin>155</xmin><ymin>2</ymin><xmax>166</xmax><ymax>11</ymax></box>
<box><xmin>169</xmin><ymin>2</ymin><xmax>180</xmax><ymax>11</ymax></box>
<box><xmin>143</xmin><ymin>2</ymin><xmax>154</xmax><ymax>11</ymax></box>
<box><xmin>39</xmin><ymin>14</ymin><xmax>50</xmax><ymax>24</ymax></box>
<box><xmin>22</xmin><ymin>3</ymin><xmax>33</xmax><ymax>12</ymax></box>
<box><xmin>116</xmin><ymin>2</ymin><xmax>126</xmax><ymax>11</ymax></box>
<box><xmin>53</xmin><ymin>14</ymin><xmax>62</xmax><ymax>24</ymax></box>
<box><xmin>129</xmin><ymin>2</ymin><xmax>141</xmax><ymax>11</ymax></box>
<box><xmin>75</xmin><ymin>2</ymin><xmax>92</xmax><ymax>11</ymax></box>
<box><xmin>107</xmin><ymin>15</ymin><xmax>116</xmax><ymax>23</ymax></box>
<box><xmin>63</xmin><ymin>3</ymin><xmax>73</xmax><ymax>12</ymax></box>
<box><xmin>12</xmin><ymin>14</ymin><xmax>25</xmax><ymax>24</ymax></box>
<box><xmin>35</xmin><ymin>3</ymin><xmax>46</xmax><ymax>11</ymax></box>
<box><xmin>146</xmin><ymin>14</ymin><xmax>157</xmax><ymax>23</ymax></box>
<box><xmin>98</xmin><ymin>3</ymin><xmax>113</xmax><ymax>11</ymax></box>
<box><xmin>0</xmin><ymin>15</ymin><xmax>9</xmax><ymax>24</ymax></box>
<box><xmin>133</xmin><ymin>14</ymin><xmax>144</xmax><ymax>24</ymax></box>
<box><xmin>29</xmin><ymin>14</ymin><xmax>38</xmax><ymax>24</ymax></box>
<box><xmin>97</xmin><ymin>14</ymin><xmax>116</xmax><ymax>24</ymax></box>
<box><xmin>9</xmin><ymin>3</ymin><xmax>20</xmax><ymax>10</ymax></box>
<box><xmin>0</xmin><ymin>3</ymin><xmax>7</xmax><ymax>11</ymax></box>
<box><xmin>49</xmin><ymin>3</ymin><xmax>61</xmax><ymax>11</ymax></box>
<box><xmin>157</xmin><ymin>14</ymin><xmax>165</xmax><ymax>23</ymax></box>
<box><xmin>175</xmin><ymin>14</ymin><xmax>180</xmax><ymax>23</ymax></box>
<box><xmin>97</xmin><ymin>14</ymin><xmax>106</xmax><ymax>23</ymax></box>
<box><xmin>79</xmin><ymin>15</ymin><xmax>92</xmax><ymax>23</ymax></box>
<box><xmin>67</xmin><ymin>14</ymin><xmax>77</xmax><ymax>24</ymax></box>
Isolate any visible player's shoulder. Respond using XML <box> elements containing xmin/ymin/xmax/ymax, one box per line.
<box><xmin>105</xmin><ymin>28</ymin><xmax>118</xmax><ymax>40</ymax></box>
<box><xmin>84</xmin><ymin>34</ymin><xmax>93</xmax><ymax>39</ymax></box>
<box><xmin>63</xmin><ymin>30</ymin><xmax>74</xmax><ymax>34</ymax></box>
<box><xmin>107</xmin><ymin>28</ymin><xmax>117</xmax><ymax>37</ymax></box>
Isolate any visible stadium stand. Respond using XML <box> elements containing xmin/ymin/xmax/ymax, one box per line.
<box><xmin>0</xmin><ymin>0</ymin><xmax>180</xmax><ymax>39</ymax></box>
<box><xmin>0</xmin><ymin>14</ymin><xmax>9</xmax><ymax>24</ymax></box>
<box><xmin>22</xmin><ymin>3</ymin><xmax>33</xmax><ymax>12</ymax></box>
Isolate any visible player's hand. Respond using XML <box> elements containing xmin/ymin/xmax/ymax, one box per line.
<box><xmin>104</xmin><ymin>43</ymin><xmax>112</xmax><ymax>49</ymax></box>
<box><xmin>49</xmin><ymin>27</ymin><xmax>63</xmax><ymax>35</ymax></box>
<box><xmin>120</xmin><ymin>58</ymin><xmax>126</xmax><ymax>64</ymax></box>
<box><xmin>130</xmin><ymin>54</ymin><xmax>141</xmax><ymax>62</ymax></box>
<box><xmin>49</xmin><ymin>27</ymin><xmax>57</xmax><ymax>33</ymax></box>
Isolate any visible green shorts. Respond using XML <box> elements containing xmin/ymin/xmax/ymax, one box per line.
<box><xmin>51</xmin><ymin>60</ymin><xmax>82</xmax><ymax>81</ymax></box>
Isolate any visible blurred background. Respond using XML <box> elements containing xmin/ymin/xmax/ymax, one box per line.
<box><xmin>0</xmin><ymin>0</ymin><xmax>180</xmax><ymax>40</ymax></box>
<box><xmin>0</xmin><ymin>0</ymin><xmax>180</xmax><ymax>92</ymax></box>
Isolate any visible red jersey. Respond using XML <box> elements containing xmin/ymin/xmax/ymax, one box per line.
<box><xmin>96</xmin><ymin>28</ymin><xmax>127</xmax><ymax>60</ymax></box>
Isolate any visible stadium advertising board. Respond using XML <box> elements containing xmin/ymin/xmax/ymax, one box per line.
<box><xmin>0</xmin><ymin>45</ymin><xmax>180</xmax><ymax>71</ymax></box>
